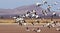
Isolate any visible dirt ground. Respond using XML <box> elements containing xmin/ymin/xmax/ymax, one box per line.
<box><xmin>0</xmin><ymin>23</ymin><xmax>60</xmax><ymax>33</ymax></box>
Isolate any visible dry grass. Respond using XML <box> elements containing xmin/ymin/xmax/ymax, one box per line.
<box><xmin>0</xmin><ymin>18</ymin><xmax>60</xmax><ymax>23</ymax></box>
<box><xmin>0</xmin><ymin>19</ymin><xmax>15</xmax><ymax>23</ymax></box>
<box><xmin>25</xmin><ymin>18</ymin><xmax>60</xmax><ymax>23</ymax></box>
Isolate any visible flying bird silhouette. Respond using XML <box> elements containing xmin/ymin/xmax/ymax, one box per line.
<box><xmin>36</xmin><ymin>3</ymin><xmax>43</xmax><ymax>7</ymax></box>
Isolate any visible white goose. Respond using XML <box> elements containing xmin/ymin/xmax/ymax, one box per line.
<box><xmin>36</xmin><ymin>3</ymin><xmax>43</xmax><ymax>7</ymax></box>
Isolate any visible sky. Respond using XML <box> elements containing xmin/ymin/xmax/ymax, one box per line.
<box><xmin>0</xmin><ymin>0</ymin><xmax>60</xmax><ymax>11</ymax></box>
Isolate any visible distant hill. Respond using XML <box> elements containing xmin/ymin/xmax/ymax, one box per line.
<box><xmin>0</xmin><ymin>4</ymin><xmax>43</xmax><ymax>15</ymax></box>
<box><xmin>0</xmin><ymin>4</ymin><xmax>60</xmax><ymax>18</ymax></box>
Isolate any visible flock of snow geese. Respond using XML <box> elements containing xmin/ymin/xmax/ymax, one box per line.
<box><xmin>12</xmin><ymin>0</ymin><xmax>60</xmax><ymax>32</ymax></box>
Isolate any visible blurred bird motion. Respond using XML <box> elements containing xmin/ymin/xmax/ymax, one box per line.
<box><xmin>36</xmin><ymin>3</ymin><xmax>43</xmax><ymax>7</ymax></box>
<box><xmin>42</xmin><ymin>0</ymin><xmax>47</xmax><ymax>4</ymax></box>
<box><xmin>54</xmin><ymin>2</ymin><xmax>58</xmax><ymax>5</ymax></box>
<box><xmin>47</xmin><ymin>5</ymin><xmax>52</xmax><ymax>12</ymax></box>
<box><xmin>42</xmin><ymin>10</ymin><xmax>47</xmax><ymax>16</ymax></box>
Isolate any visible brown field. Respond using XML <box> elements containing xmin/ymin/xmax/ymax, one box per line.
<box><xmin>0</xmin><ymin>18</ymin><xmax>60</xmax><ymax>23</ymax></box>
<box><xmin>25</xmin><ymin>18</ymin><xmax>60</xmax><ymax>23</ymax></box>
<box><xmin>0</xmin><ymin>19</ymin><xmax>15</xmax><ymax>23</ymax></box>
<box><xmin>0</xmin><ymin>18</ymin><xmax>60</xmax><ymax>33</ymax></box>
